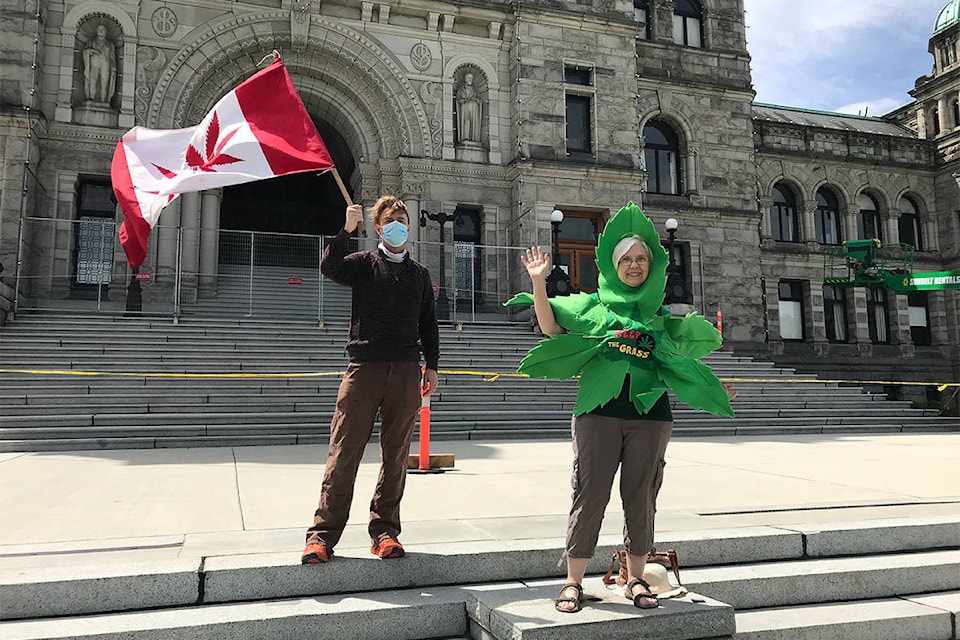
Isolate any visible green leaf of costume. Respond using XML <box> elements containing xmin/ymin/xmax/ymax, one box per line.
<box><xmin>574</xmin><ymin>355</ymin><xmax>630</xmax><ymax>416</ymax></box>
<box><xmin>507</xmin><ymin>202</ymin><xmax>734</xmax><ymax>418</ymax></box>
<box><xmin>656</xmin><ymin>357</ymin><xmax>734</xmax><ymax>417</ymax></box>
<box><xmin>663</xmin><ymin>313</ymin><xmax>722</xmax><ymax>360</ymax></box>
<box><xmin>518</xmin><ymin>333</ymin><xmax>605</xmax><ymax>380</ymax></box>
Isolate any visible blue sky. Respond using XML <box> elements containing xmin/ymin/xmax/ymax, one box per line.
<box><xmin>743</xmin><ymin>0</ymin><xmax>948</xmax><ymax>116</ymax></box>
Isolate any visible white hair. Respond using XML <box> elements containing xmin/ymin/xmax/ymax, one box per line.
<box><xmin>612</xmin><ymin>235</ymin><xmax>651</xmax><ymax>267</ymax></box>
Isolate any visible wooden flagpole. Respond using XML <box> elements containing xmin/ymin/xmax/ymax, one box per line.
<box><xmin>330</xmin><ymin>167</ymin><xmax>364</xmax><ymax>235</ymax></box>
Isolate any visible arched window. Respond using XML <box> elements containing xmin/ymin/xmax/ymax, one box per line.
<box><xmin>815</xmin><ymin>188</ymin><xmax>842</xmax><ymax>245</ymax></box>
<box><xmin>952</xmin><ymin>99</ymin><xmax>960</xmax><ymax>129</ymax></box>
<box><xmin>898</xmin><ymin>197</ymin><xmax>924</xmax><ymax>251</ymax></box>
<box><xmin>770</xmin><ymin>184</ymin><xmax>799</xmax><ymax>242</ymax></box>
<box><xmin>634</xmin><ymin>0</ymin><xmax>651</xmax><ymax>39</ymax></box>
<box><xmin>673</xmin><ymin>0</ymin><xmax>703</xmax><ymax>48</ymax></box>
<box><xmin>932</xmin><ymin>108</ymin><xmax>941</xmax><ymax>136</ymax></box>
<box><xmin>858</xmin><ymin>193</ymin><xmax>883</xmax><ymax>242</ymax></box>
<box><xmin>643</xmin><ymin>120</ymin><xmax>682</xmax><ymax>194</ymax></box>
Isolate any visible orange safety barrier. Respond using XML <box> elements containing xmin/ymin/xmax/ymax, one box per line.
<box><xmin>716</xmin><ymin>305</ymin><xmax>723</xmax><ymax>339</ymax></box>
<box><xmin>417</xmin><ymin>392</ymin><xmax>431</xmax><ymax>471</ymax></box>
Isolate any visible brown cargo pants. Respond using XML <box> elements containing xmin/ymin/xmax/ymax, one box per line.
<box><xmin>565</xmin><ymin>413</ymin><xmax>673</xmax><ymax>559</ymax></box>
<box><xmin>306</xmin><ymin>361</ymin><xmax>421</xmax><ymax>548</ymax></box>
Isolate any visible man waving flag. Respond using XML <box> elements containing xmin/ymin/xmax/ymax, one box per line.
<box><xmin>111</xmin><ymin>53</ymin><xmax>336</xmax><ymax>268</ymax></box>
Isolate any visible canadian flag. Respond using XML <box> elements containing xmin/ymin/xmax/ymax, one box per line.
<box><xmin>111</xmin><ymin>55</ymin><xmax>335</xmax><ymax>268</ymax></box>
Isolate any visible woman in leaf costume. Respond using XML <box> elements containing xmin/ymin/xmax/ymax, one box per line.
<box><xmin>508</xmin><ymin>202</ymin><xmax>733</xmax><ymax>613</ymax></box>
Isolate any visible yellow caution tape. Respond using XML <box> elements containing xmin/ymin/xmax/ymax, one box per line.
<box><xmin>0</xmin><ymin>368</ymin><xmax>955</xmax><ymax>389</ymax></box>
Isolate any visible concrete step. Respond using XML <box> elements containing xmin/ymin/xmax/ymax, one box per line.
<box><xmin>2</xmin><ymin>518</ymin><xmax>958</xmax><ymax>638</ymax></box>
<box><xmin>0</xmin><ymin>578</ymin><xmax>733</xmax><ymax>640</ymax></box>
<box><xmin>3</xmin><ymin>408</ymin><xmax>948</xmax><ymax>430</ymax></box>
<box><xmin>733</xmin><ymin>592</ymin><xmax>960</xmax><ymax>640</ymax></box>
<box><xmin>686</xmin><ymin>549</ymin><xmax>960</xmax><ymax>610</ymax></box>
<box><xmin>0</xmin><ymin>397</ymin><xmax>905</xmax><ymax>414</ymax></box>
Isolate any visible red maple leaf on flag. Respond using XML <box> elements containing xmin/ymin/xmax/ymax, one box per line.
<box><xmin>185</xmin><ymin>112</ymin><xmax>243</xmax><ymax>172</ymax></box>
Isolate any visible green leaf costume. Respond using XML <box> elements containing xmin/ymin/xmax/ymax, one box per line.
<box><xmin>506</xmin><ymin>202</ymin><xmax>734</xmax><ymax>418</ymax></box>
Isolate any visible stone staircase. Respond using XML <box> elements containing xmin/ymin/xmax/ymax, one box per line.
<box><xmin>2</xmin><ymin>518</ymin><xmax>958</xmax><ymax>639</ymax></box>
<box><xmin>0</xmin><ymin>313</ymin><xmax>956</xmax><ymax>452</ymax></box>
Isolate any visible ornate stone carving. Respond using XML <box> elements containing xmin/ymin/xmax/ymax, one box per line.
<box><xmin>291</xmin><ymin>0</ymin><xmax>315</xmax><ymax>51</ymax></box>
<box><xmin>135</xmin><ymin>47</ymin><xmax>167</xmax><ymax>125</ymax></box>
<box><xmin>419</xmin><ymin>80</ymin><xmax>443</xmax><ymax>158</ymax></box>
<box><xmin>410</xmin><ymin>43</ymin><xmax>432</xmax><ymax>72</ymax></box>
<box><xmin>151</xmin><ymin>6</ymin><xmax>178</xmax><ymax>38</ymax></box>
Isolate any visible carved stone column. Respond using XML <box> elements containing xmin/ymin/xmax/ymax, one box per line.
<box><xmin>889</xmin><ymin>293</ymin><xmax>914</xmax><ymax>355</ymax></box>
<box><xmin>199</xmin><ymin>189</ymin><xmax>221</xmax><ymax>295</ymax></box>
<box><xmin>179</xmin><ymin>191</ymin><xmax>201</xmax><ymax>303</ymax></box>
<box><xmin>886</xmin><ymin>209</ymin><xmax>900</xmax><ymax>245</ymax></box>
<box><xmin>802</xmin><ymin>201</ymin><xmax>817</xmax><ymax>245</ymax></box>
<box><xmin>841</xmin><ymin>205</ymin><xmax>857</xmax><ymax>242</ymax></box>
<box><xmin>850</xmin><ymin>287</ymin><xmax>869</xmax><ymax>347</ymax></box>
<box><xmin>155</xmin><ymin>198</ymin><xmax>182</xmax><ymax>288</ymax></box>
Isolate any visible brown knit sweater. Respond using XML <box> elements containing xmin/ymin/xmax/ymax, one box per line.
<box><xmin>321</xmin><ymin>229</ymin><xmax>439</xmax><ymax>370</ymax></box>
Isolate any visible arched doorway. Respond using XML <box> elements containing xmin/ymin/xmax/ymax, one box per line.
<box><xmin>218</xmin><ymin>119</ymin><xmax>356</xmax><ymax>269</ymax></box>
<box><xmin>220</xmin><ymin>119</ymin><xmax>355</xmax><ymax>238</ymax></box>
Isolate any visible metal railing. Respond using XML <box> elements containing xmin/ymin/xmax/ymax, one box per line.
<box><xmin>12</xmin><ymin>217</ymin><xmax>538</xmax><ymax>324</ymax></box>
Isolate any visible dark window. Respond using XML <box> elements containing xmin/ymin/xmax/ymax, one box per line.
<box><xmin>662</xmin><ymin>241</ymin><xmax>691</xmax><ymax>304</ymax></box>
<box><xmin>673</xmin><ymin>0</ymin><xmax>703</xmax><ymax>47</ymax></box>
<box><xmin>778</xmin><ymin>280</ymin><xmax>805</xmax><ymax>340</ymax></box>
<box><xmin>932</xmin><ymin>109</ymin><xmax>941</xmax><ymax>136</ymax></box>
<box><xmin>899</xmin><ymin>197</ymin><xmax>924</xmax><ymax>251</ymax></box>
<box><xmin>771</xmin><ymin>184</ymin><xmax>799</xmax><ymax>242</ymax></box>
<box><xmin>643</xmin><ymin>120</ymin><xmax>682</xmax><ymax>194</ymax></box>
<box><xmin>558</xmin><ymin>215</ymin><xmax>598</xmax><ymax>241</ymax></box>
<box><xmin>866</xmin><ymin>288</ymin><xmax>889</xmax><ymax>344</ymax></box>
<box><xmin>907</xmin><ymin>291</ymin><xmax>932</xmax><ymax>346</ymax></box>
<box><xmin>857</xmin><ymin>193</ymin><xmax>883</xmax><ymax>242</ymax></box>
<box><xmin>953</xmin><ymin>100</ymin><xmax>960</xmax><ymax>129</ymax></box>
<box><xmin>453</xmin><ymin>208</ymin><xmax>482</xmax><ymax>303</ymax></box>
<box><xmin>564</xmin><ymin>67</ymin><xmax>592</xmax><ymax>86</ymax></box>
<box><xmin>565</xmin><ymin>94</ymin><xmax>592</xmax><ymax>154</ymax></box>
<box><xmin>634</xmin><ymin>0</ymin><xmax>651</xmax><ymax>39</ymax></box>
<box><xmin>815</xmin><ymin>188</ymin><xmax>842</xmax><ymax>245</ymax></box>
<box><xmin>823</xmin><ymin>285</ymin><xmax>848</xmax><ymax>343</ymax></box>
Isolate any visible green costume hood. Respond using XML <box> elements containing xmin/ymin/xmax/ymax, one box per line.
<box><xmin>506</xmin><ymin>202</ymin><xmax>734</xmax><ymax>418</ymax></box>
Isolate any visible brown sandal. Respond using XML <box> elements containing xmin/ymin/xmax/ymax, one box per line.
<box><xmin>625</xmin><ymin>578</ymin><xmax>659</xmax><ymax>609</ymax></box>
<box><xmin>555</xmin><ymin>583</ymin><xmax>585</xmax><ymax>613</ymax></box>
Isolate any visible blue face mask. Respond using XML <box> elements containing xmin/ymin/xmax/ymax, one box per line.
<box><xmin>380</xmin><ymin>220</ymin><xmax>409</xmax><ymax>247</ymax></box>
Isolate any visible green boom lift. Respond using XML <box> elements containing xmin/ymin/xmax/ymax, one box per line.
<box><xmin>824</xmin><ymin>239</ymin><xmax>960</xmax><ymax>292</ymax></box>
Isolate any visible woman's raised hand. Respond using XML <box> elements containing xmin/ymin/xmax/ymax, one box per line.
<box><xmin>521</xmin><ymin>246</ymin><xmax>551</xmax><ymax>282</ymax></box>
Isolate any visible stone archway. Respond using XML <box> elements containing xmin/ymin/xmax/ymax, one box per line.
<box><xmin>141</xmin><ymin>12</ymin><xmax>435</xmax><ymax>283</ymax></box>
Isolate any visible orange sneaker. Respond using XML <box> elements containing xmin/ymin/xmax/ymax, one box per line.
<box><xmin>370</xmin><ymin>533</ymin><xmax>405</xmax><ymax>559</ymax></box>
<box><xmin>301</xmin><ymin>542</ymin><xmax>331</xmax><ymax>564</ymax></box>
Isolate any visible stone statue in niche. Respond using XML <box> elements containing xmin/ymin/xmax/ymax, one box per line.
<box><xmin>456</xmin><ymin>72</ymin><xmax>482</xmax><ymax>144</ymax></box>
<box><xmin>83</xmin><ymin>25</ymin><xmax>117</xmax><ymax>104</ymax></box>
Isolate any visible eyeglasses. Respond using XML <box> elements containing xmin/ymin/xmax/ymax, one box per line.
<box><xmin>618</xmin><ymin>256</ymin><xmax>649</xmax><ymax>267</ymax></box>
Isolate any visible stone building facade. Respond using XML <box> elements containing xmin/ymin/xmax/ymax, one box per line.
<box><xmin>0</xmin><ymin>0</ymin><xmax>957</xmax><ymax>403</ymax></box>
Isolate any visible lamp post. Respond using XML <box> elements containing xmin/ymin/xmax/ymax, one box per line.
<box><xmin>663</xmin><ymin>217</ymin><xmax>685</xmax><ymax>304</ymax></box>
<box><xmin>546</xmin><ymin>209</ymin><xmax>572</xmax><ymax>297</ymax></box>
<box><xmin>420</xmin><ymin>209</ymin><xmax>451</xmax><ymax>320</ymax></box>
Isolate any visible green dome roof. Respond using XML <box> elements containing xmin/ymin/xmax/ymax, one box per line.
<box><xmin>935</xmin><ymin>0</ymin><xmax>960</xmax><ymax>34</ymax></box>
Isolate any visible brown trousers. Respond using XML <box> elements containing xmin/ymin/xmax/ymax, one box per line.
<box><xmin>565</xmin><ymin>414</ymin><xmax>673</xmax><ymax>559</ymax></box>
<box><xmin>306</xmin><ymin>361</ymin><xmax>421</xmax><ymax>548</ymax></box>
